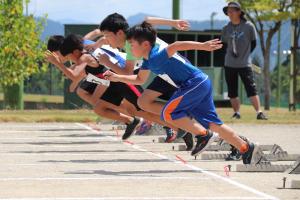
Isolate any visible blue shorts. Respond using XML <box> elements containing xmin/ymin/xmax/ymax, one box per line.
<box><xmin>161</xmin><ymin>73</ymin><xmax>223</xmax><ymax>129</ymax></box>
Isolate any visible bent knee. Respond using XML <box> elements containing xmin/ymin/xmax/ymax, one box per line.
<box><xmin>94</xmin><ymin>104</ymin><xmax>107</xmax><ymax>116</ymax></box>
<box><xmin>137</xmin><ymin>95</ymin><xmax>153</xmax><ymax>111</ymax></box>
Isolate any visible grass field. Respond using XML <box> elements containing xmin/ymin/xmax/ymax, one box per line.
<box><xmin>0</xmin><ymin>109</ymin><xmax>98</xmax><ymax>122</ymax></box>
<box><xmin>0</xmin><ymin>105</ymin><xmax>299</xmax><ymax>124</ymax></box>
<box><xmin>0</xmin><ymin>93</ymin><xmax>64</xmax><ymax>103</ymax></box>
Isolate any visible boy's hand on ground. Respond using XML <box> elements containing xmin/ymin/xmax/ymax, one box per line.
<box><xmin>174</xmin><ymin>20</ymin><xmax>190</xmax><ymax>31</ymax></box>
<box><xmin>103</xmin><ymin>70</ymin><xmax>119</xmax><ymax>82</ymax></box>
<box><xmin>201</xmin><ymin>39</ymin><xmax>223</xmax><ymax>51</ymax></box>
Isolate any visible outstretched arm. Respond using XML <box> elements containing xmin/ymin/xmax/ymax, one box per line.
<box><xmin>97</xmin><ymin>53</ymin><xmax>135</xmax><ymax>75</ymax></box>
<box><xmin>83</xmin><ymin>29</ymin><xmax>108</xmax><ymax>51</ymax></box>
<box><xmin>83</xmin><ymin>29</ymin><xmax>102</xmax><ymax>40</ymax></box>
<box><xmin>85</xmin><ymin>37</ymin><xmax>108</xmax><ymax>52</ymax></box>
<box><xmin>145</xmin><ymin>16</ymin><xmax>190</xmax><ymax>31</ymax></box>
<box><xmin>103</xmin><ymin>69</ymin><xmax>151</xmax><ymax>85</ymax></box>
<box><xmin>44</xmin><ymin>51</ymin><xmax>86</xmax><ymax>81</ymax></box>
<box><xmin>166</xmin><ymin>39</ymin><xmax>223</xmax><ymax>57</ymax></box>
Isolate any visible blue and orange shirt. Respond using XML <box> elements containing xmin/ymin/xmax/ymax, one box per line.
<box><xmin>141</xmin><ymin>45</ymin><xmax>207</xmax><ymax>86</ymax></box>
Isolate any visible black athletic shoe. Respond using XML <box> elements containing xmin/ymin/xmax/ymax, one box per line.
<box><xmin>191</xmin><ymin>130</ymin><xmax>218</xmax><ymax>156</ymax></box>
<box><xmin>257</xmin><ymin>112</ymin><xmax>268</xmax><ymax>120</ymax></box>
<box><xmin>225</xmin><ymin>145</ymin><xmax>242</xmax><ymax>161</ymax></box>
<box><xmin>122</xmin><ymin>118</ymin><xmax>142</xmax><ymax>140</ymax></box>
<box><xmin>183</xmin><ymin>132</ymin><xmax>194</xmax><ymax>151</ymax></box>
<box><xmin>231</xmin><ymin>112</ymin><xmax>241</xmax><ymax>119</ymax></box>
<box><xmin>242</xmin><ymin>142</ymin><xmax>262</xmax><ymax>164</ymax></box>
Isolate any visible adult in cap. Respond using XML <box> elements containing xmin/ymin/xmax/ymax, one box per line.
<box><xmin>221</xmin><ymin>2</ymin><xmax>268</xmax><ymax>120</ymax></box>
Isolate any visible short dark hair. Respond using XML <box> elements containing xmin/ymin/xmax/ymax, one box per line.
<box><xmin>99</xmin><ymin>13</ymin><xmax>129</xmax><ymax>33</ymax></box>
<box><xmin>126</xmin><ymin>21</ymin><xmax>156</xmax><ymax>47</ymax></box>
<box><xmin>47</xmin><ymin>35</ymin><xmax>64</xmax><ymax>52</ymax></box>
<box><xmin>60</xmin><ymin>34</ymin><xmax>83</xmax><ymax>56</ymax></box>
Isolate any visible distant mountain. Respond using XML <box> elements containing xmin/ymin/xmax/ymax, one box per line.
<box><xmin>36</xmin><ymin>17</ymin><xmax>64</xmax><ymax>41</ymax></box>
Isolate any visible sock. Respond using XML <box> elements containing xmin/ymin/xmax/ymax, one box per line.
<box><xmin>235</xmin><ymin>112</ymin><xmax>240</xmax><ymax>115</ymax></box>
<box><xmin>199</xmin><ymin>129</ymin><xmax>208</xmax><ymax>136</ymax></box>
<box><xmin>239</xmin><ymin>143</ymin><xmax>249</xmax><ymax>154</ymax></box>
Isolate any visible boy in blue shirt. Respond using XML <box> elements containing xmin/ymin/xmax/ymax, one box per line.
<box><xmin>104</xmin><ymin>22</ymin><xmax>261</xmax><ymax>164</ymax></box>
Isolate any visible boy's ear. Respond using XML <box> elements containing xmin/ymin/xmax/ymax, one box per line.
<box><xmin>142</xmin><ymin>40</ymin><xmax>151</xmax><ymax>48</ymax></box>
<box><xmin>116</xmin><ymin>30</ymin><xmax>124</xmax><ymax>37</ymax></box>
<box><xmin>73</xmin><ymin>49</ymin><xmax>80</xmax><ymax>56</ymax></box>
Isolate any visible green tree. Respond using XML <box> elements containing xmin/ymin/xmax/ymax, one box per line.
<box><xmin>0</xmin><ymin>0</ymin><xmax>47</xmax><ymax>109</ymax></box>
<box><xmin>235</xmin><ymin>0</ymin><xmax>300</xmax><ymax>110</ymax></box>
<box><xmin>271</xmin><ymin>51</ymin><xmax>300</xmax><ymax>106</ymax></box>
<box><xmin>24</xmin><ymin>65</ymin><xmax>64</xmax><ymax>96</ymax></box>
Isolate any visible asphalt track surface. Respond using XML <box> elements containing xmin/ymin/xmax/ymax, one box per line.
<box><xmin>0</xmin><ymin>122</ymin><xmax>299</xmax><ymax>200</ymax></box>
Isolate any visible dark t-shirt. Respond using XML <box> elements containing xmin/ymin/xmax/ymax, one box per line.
<box><xmin>221</xmin><ymin>20</ymin><xmax>257</xmax><ymax>68</ymax></box>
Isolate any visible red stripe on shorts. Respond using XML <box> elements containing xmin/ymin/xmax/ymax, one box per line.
<box><xmin>96</xmin><ymin>73</ymin><xmax>141</xmax><ymax>97</ymax></box>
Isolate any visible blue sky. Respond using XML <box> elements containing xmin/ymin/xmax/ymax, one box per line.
<box><xmin>27</xmin><ymin>0</ymin><xmax>228</xmax><ymax>23</ymax></box>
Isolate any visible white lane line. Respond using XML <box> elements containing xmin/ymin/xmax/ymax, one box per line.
<box><xmin>0</xmin><ymin>197</ymin><xmax>273</xmax><ymax>200</ymax></box>
<box><xmin>0</xmin><ymin>153</ymin><xmax>144</xmax><ymax>155</ymax></box>
<box><xmin>0</xmin><ymin>130</ymin><xmax>81</xmax><ymax>133</ymax></box>
<box><xmin>0</xmin><ymin>137</ymin><xmax>109</xmax><ymax>140</ymax></box>
<box><xmin>0</xmin><ymin>176</ymin><xmax>210</xmax><ymax>181</ymax></box>
<box><xmin>0</xmin><ymin>129</ymin><xmax>115</xmax><ymax>133</ymax></box>
<box><xmin>0</xmin><ymin>153</ymin><xmax>144</xmax><ymax>156</ymax></box>
<box><xmin>76</xmin><ymin>123</ymin><xmax>279</xmax><ymax>200</ymax></box>
<box><xmin>0</xmin><ymin>146</ymin><xmax>89</xmax><ymax>148</ymax></box>
<box><xmin>0</xmin><ymin>129</ymin><xmax>82</xmax><ymax>132</ymax></box>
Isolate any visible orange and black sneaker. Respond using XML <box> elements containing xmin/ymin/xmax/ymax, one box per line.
<box><xmin>241</xmin><ymin>142</ymin><xmax>263</xmax><ymax>164</ymax></box>
<box><xmin>191</xmin><ymin>130</ymin><xmax>218</xmax><ymax>156</ymax></box>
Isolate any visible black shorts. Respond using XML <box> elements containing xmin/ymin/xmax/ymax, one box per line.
<box><xmin>79</xmin><ymin>80</ymin><xmax>97</xmax><ymax>94</ymax></box>
<box><xmin>101</xmin><ymin>81</ymin><xmax>143</xmax><ymax>110</ymax></box>
<box><xmin>146</xmin><ymin>76</ymin><xmax>177</xmax><ymax>101</ymax></box>
<box><xmin>79</xmin><ymin>79</ymin><xmax>143</xmax><ymax>110</ymax></box>
<box><xmin>224</xmin><ymin>66</ymin><xmax>257</xmax><ymax>98</ymax></box>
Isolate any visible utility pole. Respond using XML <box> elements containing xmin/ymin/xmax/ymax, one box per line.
<box><xmin>172</xmin><ymin>0</ymin><xmax>180</xmax><ymax>19</ymax></box>
<box><xmin>289</xmin><ymin>19</ymin><xmax>296</xmax><ymax>111</ymax></box>
<box><xmin>276</xmin><ymin>26</ymin><xmax>281</xmax><ymax>107</ymax></box>
<box><xmin>210</xmin><ymin>12</ymin><xmax>217</xmax><ymax>30</ymax></box>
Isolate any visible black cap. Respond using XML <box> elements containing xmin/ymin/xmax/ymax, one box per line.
<box><xmin>223</xmin><ymin>2</ymin><xmax>245</xmax><ymax>16</ymax></box>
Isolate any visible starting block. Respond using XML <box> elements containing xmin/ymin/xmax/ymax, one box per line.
<box><xmin>290</xmin><ymin>180</ymin><xmax>300</xmax><ymax>189</ymax></box>
<box><xmin>173</xmin><ymin>144</ymin><xmax>187</xmax><ymax>151</ymax></box>
<box><xmin>158</xmin><ymin>137</ymin><xmax>183</xmax><ymax>143</ymax></box>
<box><xmin>97</xmin><ymin>121</ymin><xmax>126</xmax><ymax>131</ymax></box>
<box><xmin>202</xmin><ymin>151</ymin><xmax>300</xmax><ymax>161</ymax></box>
<box><xmin>236</xmin><ymin>157</ymin><xmax>300</xmax><ymax>174</ymax></box>
<box><xmin>175</xmin><ymin>143</ymin><xmax>275</xmax><ymax>152</ymax></box>
<box><xmin>236</xmin><ymin>163</ymin><xmax>292</xmax><ymax>172</ymax></box>
<box><xmin>280</xmin><ymin>178</ymin><xmax>300</xmax><ymax>189</ymax></box>
<box><xmin>285</xmin><ymin>158</ymin><xmax>300</xmax><ymax>174</ymax></box>
<box><xmin>111</xmin><ymin>125</ymin><xmax>126</xmax><ymax>130</ymax></box>
<box><xmin>204</xmin><ymin>143</ymin><xmax>274</xmax><ymax>152</ymax></box>
<box><xmin>200</xmin><ymin>144</ymin><xmax>300</xmax><ymax>161</ymax></box>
